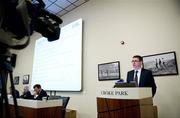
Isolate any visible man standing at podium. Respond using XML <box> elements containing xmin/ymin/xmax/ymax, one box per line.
<box><xmin>127</xmin><ymin>55</ymin><xmax>157</xmax><ymax>96</ymax></box>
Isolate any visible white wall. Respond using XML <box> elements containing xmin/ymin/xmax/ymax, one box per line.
<box><xmin>10</xmin><ymin>0</ymin><xmax>180</xmax><ymax>118</ymax></box>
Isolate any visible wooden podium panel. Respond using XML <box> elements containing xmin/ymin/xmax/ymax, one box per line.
<box><xmin>7</xmin><ymin>99</ymin><xmax>63</xmax><ymax>118</ymax></box>
<box><xmin>9</xmin><ymin>105</ymin><xmax>62</xmax><ymax>118</ymax></box>
<box><xmin>97</xmin><ymin>97</ymin><xmax>153</xmax><ymax>118</ymax></box>
<box><xmin>97</xmin><ymin>88</ymin><xmax>155</xmax><ymax>118</ymax></box>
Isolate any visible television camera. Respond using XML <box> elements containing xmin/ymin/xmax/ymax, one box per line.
<box><xmin>0</xmin><ymin>0</ymin><xmax>63</xmax><ymax>51</ymax></box>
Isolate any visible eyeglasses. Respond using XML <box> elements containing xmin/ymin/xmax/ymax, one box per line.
<box><xmin>131</xmin><ymin>60</ymin><xmax>140</xmax><ymax>63</ymax></box>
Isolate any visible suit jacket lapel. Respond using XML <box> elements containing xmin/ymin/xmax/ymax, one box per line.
<box><xmin>139</xmin><ymin>69</ymin><xmax>145</xmax><ymax>86</ymax></box>
<box><xmin>129</xmin><ymin>70</ymin><xmax>134</xmax><ymax>82</ymax></box>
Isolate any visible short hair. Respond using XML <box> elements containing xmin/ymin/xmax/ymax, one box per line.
<box><xmin>33</xmin><ymin>84</ymin><xmax>41</xmax><ymax>89</ymax></box>
<box><xmin>24</xmin><ymin>86</ymin><xmax>29</xmax><ymax>90</ymax></box>
<box><xmin>133</xmin><ymin>55</ymin><xmax>143</xmax><ymax>61</ymax></box>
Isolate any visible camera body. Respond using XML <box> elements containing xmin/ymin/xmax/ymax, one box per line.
<box><xmin>0</xmin><ymin>0</ymin><xmax>63</xmax><ymax>50</ymax></box>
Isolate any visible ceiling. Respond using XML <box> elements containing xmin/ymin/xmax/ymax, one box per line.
<box><xmin>43</xmin><ymin>0</ymin><xmax>90</xmax><ymax>17</ymax></box>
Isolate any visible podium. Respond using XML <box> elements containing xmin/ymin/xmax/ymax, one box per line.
<box><xmin>8</xmin><ymin>98</ymin><xmax>63</xmax><ymax>118</ymax></box>
<box><xmin>97</xmin><ymin>88</ymin><xmax>156</xmax><ymax>118</ymax></box>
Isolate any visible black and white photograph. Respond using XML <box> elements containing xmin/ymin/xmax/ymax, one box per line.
<box><xmin>13</xmin><ymin>76</ymin><xmax>19</xmax><ymax>85</ymax></box>
<box><xmin>23</xmin><ymin>75</ymin><xmax>30</xmax><ymax>84</ymax></box>
<box><xmin>143</xmin><ymin>51</ymin><xmax>178</xmax><ymax>76</ymax></box>
<box><xmin>98</xmin><ymin>61</ymin><xmax>120</xmax><ymax>81</ymax></box>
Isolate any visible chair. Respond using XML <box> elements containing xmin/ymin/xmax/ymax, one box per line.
<box><xmin>59</xmin><ymin>96</ymin><xmax>70</xmax><ymax>118</ymax></box>
<box><xmin>47</xmin><ymin>96</ymin><xmax>70</xmax><ymax>118</ymax></box>
<box><xmin>60</xmin><ymin>96</ymin><xmax>70</xmax><ymax>109</ymax></box>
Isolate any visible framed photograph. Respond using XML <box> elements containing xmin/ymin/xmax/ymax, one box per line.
<box><xmin>23</xmin><ymin>75</ymin><xmax>30</xmax><ymax>84</ymax></box>
<box><xmin>98</xmin><ymin>61</ymin><xmax>120</xmax><ymax>81</ymax></box>
<box><xmin>143</xmin><ymin>51</ymin><xmax>179</xmax><ymax>76</ymax></box>
<box><xmin>13</xmin><ymin>76</ymin><xmax>19</xmax><ymax>85</ymax></box>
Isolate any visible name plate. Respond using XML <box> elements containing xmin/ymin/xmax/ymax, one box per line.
<box><xmin>97</xmin><ymin>87</ymin><xmax>152</xmax><ymax>99</ymax></box>
<box><xmin>8</xmin><ymin>98</ymin><xmax>62</xmax><ymax>108</ymax></box>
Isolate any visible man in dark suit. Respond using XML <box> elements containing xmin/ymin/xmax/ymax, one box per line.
<box><xmin>33</xmin><ymin>84</ymin><xmax>47</xmax><ymax>100</ymax></box>
<box><xmin>127</xmin><ymin>55</ymin><xmax>157</xmax><ymax>96</ymax></box>
<box><xmin>20</xmin><ymin>86</ymin><xmax>33</xmax><ymax>99</ymax></box>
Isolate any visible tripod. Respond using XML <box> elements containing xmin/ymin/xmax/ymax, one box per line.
<box><xmin>0</xmin><ymin>53</ymin><xmax>21</xmax><ymax>118</ymax></box>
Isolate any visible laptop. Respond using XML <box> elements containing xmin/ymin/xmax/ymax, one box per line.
<box><xmin>114</xmin><ymin>82</ymin><xmax>136</xmax><ymax>88</ymax></box>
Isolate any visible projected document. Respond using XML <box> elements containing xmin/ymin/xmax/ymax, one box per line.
<box><xmin>32</xmin><ymin>19</ymin><xmax>82</xmax><ymax>91</ymax></box>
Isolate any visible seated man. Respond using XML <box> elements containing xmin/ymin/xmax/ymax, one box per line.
<box><xmin>33</xmin><ymin>84</ymin><xmax>47</xmax><ymax>100</ymax></box>
<box><xmin>20</xmin><ymin>86</ymin><xmax>33</xmax><ymax>99</ymax></box>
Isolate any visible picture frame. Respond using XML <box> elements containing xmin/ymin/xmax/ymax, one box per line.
<box><xmin>98</xmin><ymin>61</ymin><xmax>120</xmax><ymax>81</ymax></box>
<box><xmin>13</xmin><ymin>76</ymin><xmax>19</xmax><ymax>85</ymax></box>
<box><xmin>143</xmin><ymin>51</ymin><xmax>179</xmax><ymax>76</ymax></box>
<box><xmin>23</xmin><ymin>75</ymin><xmax>30</xmax><ymax>84</ymax></box>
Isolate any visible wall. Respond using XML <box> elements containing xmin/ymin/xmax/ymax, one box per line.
<box><xmin>9</xmin><ymin>0</ymin><xmax>180</xmax><ymax>118</ymax></box>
